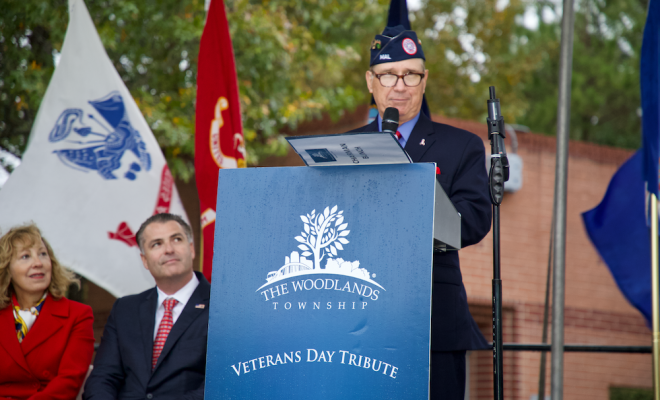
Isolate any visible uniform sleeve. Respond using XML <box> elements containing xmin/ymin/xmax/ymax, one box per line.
<box><xmin>447</xmin><ymin>135</ymin><xmax>492</xmax><ymax>247</ymax></box>
<box><xmin>29</xmin><ymin>304</ymin><xmax>95</xmax><ymax>400</ymax></box>
<box><xmin>82</xmin><ymin>300</ymin><xmax>126</xmax><ymax>400</ymax></box>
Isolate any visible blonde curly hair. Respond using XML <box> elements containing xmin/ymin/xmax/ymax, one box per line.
<box><xmin>0</xmin><ymin>224</ymin><xmax>79</xmax><ymax>309</ymax></box>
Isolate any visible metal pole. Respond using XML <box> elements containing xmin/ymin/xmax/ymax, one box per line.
<box><xmin>498</xmin><ymin>344</ymin><xmax>653</xmax><ymax>353</ymax></box>
<box><xmin>538</xmin><ymin>222</ymin><xmax>554</xmax><ymax>400</ymax></box>
<box><xmin>493</xmin><ymin>205</ymin><xmax>504</xmax><ymax>400</ymax></box>
<box><xmin>551</xmin><ymin>0</ymin><xmax>575</xmax><ymax>399</ymax></box>
<box><xmin>486</xmin><ymin>86</ymin><xmax>508</xmax><ymax>400</ymax></box>
<box><xmin>652</xmin><ymin>193</ymin><xmax>660</xmax><ymax>400</ymax></box>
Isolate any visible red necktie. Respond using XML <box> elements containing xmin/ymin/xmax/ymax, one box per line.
<box><xmin>395</xmin><ymin>130</ymin><xmax>402</xmax><ymax>140</ymax></box>
<box><xmin>152</xmin><ymin>298</ymin><xmax>178</xmax><ymax>370</ymax></box>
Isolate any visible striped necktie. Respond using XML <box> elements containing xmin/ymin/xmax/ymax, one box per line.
<box><xmin>12</xmin><ymin>292</ymin><xmax>46</xmax><ymax>343</ymax></box>
<box><xmin>152</xmin><ymin>298</ymin><xmax>178</xmax><ymax>370</ymax></box>
<box><xmin>395</xmin><ymin>130</ymin><xmax>405</xmax><ymax>147</ymax></box>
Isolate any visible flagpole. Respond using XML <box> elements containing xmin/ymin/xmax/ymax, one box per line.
<box><xmin>551</xmin><ymin>0</ymin><xmax>575</xmax><ymax>399</ymax></box>
<box><xmin>652</xmin><ymin>193</ymin><xmax>660</xmax><ymax>400</ymax></box>
<box><xmin>537</xmin><ymin>221</ymin><xmax>554</xmax><ymax>400</ymax></box>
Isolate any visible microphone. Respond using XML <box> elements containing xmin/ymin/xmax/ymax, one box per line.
<box><xmin>486</xmin><ymin>86</ymin><xmax>510</xmax><ymax>206</ymax></box>
<box><xmin>382</xmin><ymin>107</ymin><xmax>399</xmax><ymax>134</ymax></box>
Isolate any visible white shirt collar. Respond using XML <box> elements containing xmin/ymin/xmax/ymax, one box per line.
<box><xmin>156</xmin><ymin>272</ymin><xmax>199</xmax><ymax>308</ymax></box>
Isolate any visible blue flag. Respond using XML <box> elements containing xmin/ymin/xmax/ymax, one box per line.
<box><xmin>642</xmin><ymin>0</ymin><xmax>660</xmax><ymax>197</ymax></box>
<box><xmin>582</xmin><ymin>0</ymin><xmax>660</xmax><ymax>326</ymax></box>
<box><xmin>387</xmin><ymin>0</ymin><xmax>411</xmax><ymax>30</ymax></box>
<box><xmin>582</xmin><ymin>151</ymin><xmax>651</xmax><ymax>325</ymax></box>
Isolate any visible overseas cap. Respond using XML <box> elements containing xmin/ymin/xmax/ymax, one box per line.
<box><xmin>370</xmin><ymin>25</ymin><xmax>425</xmax><ymax>66</ymax></box>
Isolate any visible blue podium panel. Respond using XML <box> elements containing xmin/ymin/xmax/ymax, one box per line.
<box><xmin>206</xmin><ymin>163</ymin><xmax>436</xmax><ymax>399</ymax></box>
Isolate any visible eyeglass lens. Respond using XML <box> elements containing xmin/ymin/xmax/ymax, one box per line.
<box><xmin>379</xmin><ymin>74</ymin><xmax>422</xmax><ymax>87</ymax></box>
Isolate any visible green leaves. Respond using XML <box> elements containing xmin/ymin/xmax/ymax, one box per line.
<box><xmin>228</xmin><ymin>0</ymin><xmax>387</xmax><ymax>165</ymax></box>
<box><xmin>414</xmin><ymin>0</ymin><xmax>645</xmax><ymax>149</ymax></box>
<box><xmin>413</xmin><ymin>0</ymin><xmax>540</xmax><ymax>125</ymax></box>
<box><xmin>1</xmin><ymin>0</ymin><xmax>645</xmax><ymax>183</ymax></box>
<box><xmin>1</xmin><ymin>0</ymin><xmax>387</xmax><ymax>179</ymax></box>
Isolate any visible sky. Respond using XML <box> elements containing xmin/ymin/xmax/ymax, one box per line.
<box><xmin>408</xmin><ymin>0</ymin><xmax>422</xmax><ymax>11</ymax></box>
<box><xmin>407</xmin><ymin>0</ymin><xmax>560</xmax><ymax>31</ymax></box>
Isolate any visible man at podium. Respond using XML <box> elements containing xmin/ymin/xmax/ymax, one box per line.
<box><xmin>350</xmin><ymin>25</ymin><xmax>492</xmax><ymax>400</ymax></box>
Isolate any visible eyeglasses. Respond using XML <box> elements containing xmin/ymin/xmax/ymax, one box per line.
<box><xmin>372</xmin><ymin>72</ymin><xmax>425</xmax><ymax>87</ymax></box>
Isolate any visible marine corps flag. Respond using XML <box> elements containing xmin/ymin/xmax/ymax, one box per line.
<box><xmin>195</xmin><ymin>0</ymin><xmax>246</xmax><ymax>282</ymax></box>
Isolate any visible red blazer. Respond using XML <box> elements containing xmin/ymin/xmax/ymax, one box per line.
<box><xmin>0</xmin><ymin>294</ymin><xmax>95</xmax><ymax>400</ymax></box>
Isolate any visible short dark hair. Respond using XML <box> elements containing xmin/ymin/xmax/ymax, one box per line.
<box><xmin>136</xmin><ymin>213</ymin><xmax>193</xmax><ymax>254</ymax></box>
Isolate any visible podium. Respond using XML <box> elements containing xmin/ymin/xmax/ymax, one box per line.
<box><xmin>204</xmin><ymin>163</ymin><xmax>460</xmax><ymax>399</ymax></box>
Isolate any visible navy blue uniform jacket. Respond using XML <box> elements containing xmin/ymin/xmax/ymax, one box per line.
<box><xmin>83</xmin><ymin>271</ymin><xmax>210</xmax><ymax>400</ymax></box>
<box><xmin>351</xmin><ymin>113</ymin><xmax>491</xmax><ymax>351</ymax></box>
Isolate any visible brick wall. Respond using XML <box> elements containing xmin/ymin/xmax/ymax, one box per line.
<box><xmin>439</xmin><ymin>115</ymin><xmax>651</xmax><ymax>399</ymax></box>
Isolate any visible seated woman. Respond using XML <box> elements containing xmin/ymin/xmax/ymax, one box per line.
<box><xmin>0</xmin><ymin>224</ymin><xmax>95</xmax><ymax>400</ymax></box>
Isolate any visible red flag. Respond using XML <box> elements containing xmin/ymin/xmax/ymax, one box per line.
<box><xmin>195</xmin><ymin>0</ymin><xmax>246</xmax><ymax>282</ymax></box>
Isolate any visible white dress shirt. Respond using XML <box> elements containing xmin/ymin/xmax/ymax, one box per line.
<box><xmin>153</xmin><ymin>273</ymin><xmax>200</xmax><ymax>340</ymax></box>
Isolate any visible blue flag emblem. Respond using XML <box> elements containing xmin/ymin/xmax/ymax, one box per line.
<box><xmin>48</xmin><ymin>91</ymin><xmax>151</xmax><ymax>180</ymax></box>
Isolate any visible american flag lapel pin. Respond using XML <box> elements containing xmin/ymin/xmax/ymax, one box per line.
<box><xmin>420</xmin><ymin>139</ymin><xmax>426</xmax><ymax>146</ymax></box>
<box><xmin>195</xmin><ymin>304</ymin><xmax>205</xmax><ymax>309</ymax></box>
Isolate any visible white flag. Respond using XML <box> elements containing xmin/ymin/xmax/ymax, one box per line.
<box><xmin>0</xmin><ymin>0</ymin><xmax>189</xmax><ymax>298</ymax></box>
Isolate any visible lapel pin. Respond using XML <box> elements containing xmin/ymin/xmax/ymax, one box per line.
<box><xmin>195</xmin><ymin>304</ymin><xmax>205</xmax><ymax>309</ymax></box>
<box><xmin>419</xmin><ymin>139</ymin><xmax>426</xmax><ymax>146</ymax></box>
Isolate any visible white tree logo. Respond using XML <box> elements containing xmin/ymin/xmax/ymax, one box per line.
<box><xmin>296</xmin><ymin>205</ymin><xmax>349</xmax><ymax>270</ymax></box>
<box><xmin>257</xmin><ymin>205</ymin><xmax>384</xmax><ymax>291</ymax></box>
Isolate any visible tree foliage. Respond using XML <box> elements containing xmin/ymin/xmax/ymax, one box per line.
<box><xmin>227</xmin><ymin>0</ymin><xmax>387</xmax><ymax>164</ymax></box>
<box><xmin>0</xmin><ymin>0</ymin><xmax>649</xmax><ymax>184</ymax></box>
<box><xmin>412</xmin><ymin>0</ymin><xmax>535</xmax><ymax>124</ymax></box>
<box><xmin>517</xmin><ymin>0</ymin><xmax>646</xmax><ymax>148</ymax></box>
<box><xmin>1</xmin><ymin>0</ymin><xmax>205</xmax><ymax>180</ymax></box>
<box><xmin>412</xmin><ymin>0</ymin><xmax>646</xmax><ymax>148</ymax></box>
<box><xmin>0</xmin><ymin>0</ymin><xmax>387</xmax><ymax>180</ymax></box>
<box><xmin>1</xmin><ymin>0</ymin><xmax>68</xmax><ymax>156</ymax></box>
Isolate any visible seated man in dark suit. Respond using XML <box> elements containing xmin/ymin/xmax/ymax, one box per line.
<box><xmin>349</xmin><ymin>25</ymin><xmax>492</xmax><ymax>400</ymax></box>
<box><xmin>84</xmin><ymin>213</ymin><xmax>209</xmax><ymax>400</ymax></box>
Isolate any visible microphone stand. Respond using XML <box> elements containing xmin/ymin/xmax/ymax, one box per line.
<box><xmin>487</xmin><ymin>86</ymin><xmax>508</xmax><ymax>400</ymax></box>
